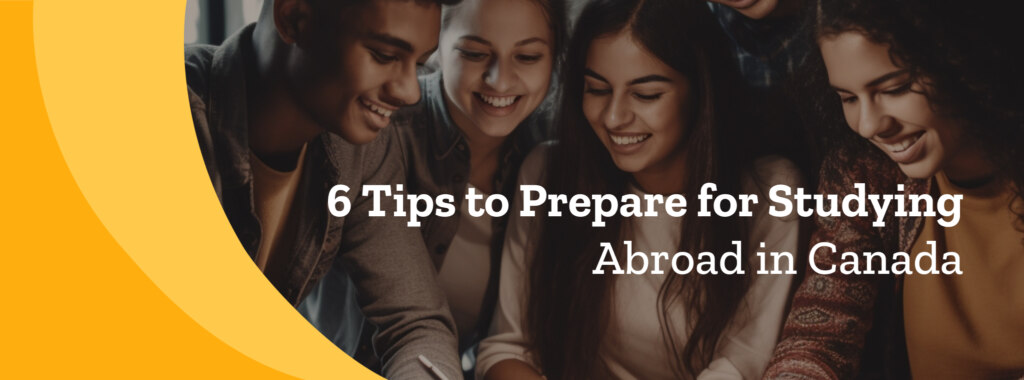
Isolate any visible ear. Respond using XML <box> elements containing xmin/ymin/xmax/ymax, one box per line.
<box><xmin>272</xmin><ymin>0</ymin><xmax>311</xmax><ymax>45</ymax></box>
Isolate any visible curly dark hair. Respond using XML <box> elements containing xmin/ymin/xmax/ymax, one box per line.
<box><xmin>806</xmin><ymin>0</ymin><xmax>1024</xmax><ymax>225</ymax></box>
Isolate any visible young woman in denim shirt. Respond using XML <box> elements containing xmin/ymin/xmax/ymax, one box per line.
<box><xmin>300</xmin><ymin>0</ymin><xmax>566</xmax><ymax>377</ymax></box>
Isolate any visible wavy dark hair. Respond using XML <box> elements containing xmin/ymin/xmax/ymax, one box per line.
<box><xmin>807</xmin><ymin>0</ymin><xmax>1024</xmax><ymax>224</ymax></box>
<box><xmin>524</xmin><ymin>0</ymin><xmax>758</xmax><ymax>378</ymax></box>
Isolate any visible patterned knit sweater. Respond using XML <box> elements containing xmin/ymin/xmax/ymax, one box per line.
<box><xmin>764</xmin><ymin>145</ymin><xmax>928</xmax><ymax>379</ymax></box>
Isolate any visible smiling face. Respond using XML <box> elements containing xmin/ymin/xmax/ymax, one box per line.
<box><xmin>820</xmin><ymin>32</ymin><xmax>969</xmax><ymax>179</ymax></box>
<box><xmin>583</xmin><ymin>29</ymin><xmax>693</xmax><ymax>182</ymax></box>
<box><xmin>439</xmin><ymin>0</ymin><xmax>553</xmax><ymax>140</ymax></box>
<box><xmin>288</xmin><ymin>0</ymin><xmax>441</xmax><ymax>145</ymax></box>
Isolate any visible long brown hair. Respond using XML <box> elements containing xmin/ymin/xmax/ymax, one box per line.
<box><xmin>525</xmin><ymin>0</ymin><xmax>758</xmax><ymax>378</ymax></box>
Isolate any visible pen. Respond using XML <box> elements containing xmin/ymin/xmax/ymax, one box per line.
<box><xmin>417</xmin><ymin>354</ymin><xmax>451</xmax><ymax>380</ymax></box>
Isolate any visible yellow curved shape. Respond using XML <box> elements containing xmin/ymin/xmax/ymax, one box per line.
<box><xmin>30</xmin><ymin>1</ymin><xmax>377</xmax><ymax>378</ymax></box>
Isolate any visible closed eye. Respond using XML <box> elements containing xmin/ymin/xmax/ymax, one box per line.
<box><xmin>368</xmin><ymin>48</ymin><xmax>398</xmax><ymax>64</ymax></box>
<box><xmin>634</xmin><ymin>93</ymin><xmax>663</xmax><ymax>101</ymax></box>
<box><xmin>837</xmin><ymin>92</ymin><xmax>857</xmax><ymax>104</ymax></box>
<box><xmin>882</xmin><ymin>82</ymin><xmax>913</xmax><ymax>96</ymax></box>
<box><xmin>456</xmin><ymin>48</ymin><xmax>488</xmax><ymax>62</ymax></box>
<box><xmin>516</xmin><ymin>54</ymin><xmax>543</xmax><ymax>63</ymax></box>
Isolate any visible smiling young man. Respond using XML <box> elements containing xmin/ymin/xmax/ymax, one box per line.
<box><xmin>185</xmin><ymin>0</ymin><xmax>462</xmax><ymax>378</ymax></box>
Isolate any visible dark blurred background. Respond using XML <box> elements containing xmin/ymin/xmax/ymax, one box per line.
<box><xmin>185</xmin><ymin>0</ymin><xmax>263</xmax><ymax>45</ymax></box>
<box><xmin>186</xmin><ymin>0</ymin><xmax>591</xmax><ymax>46</ymax></box>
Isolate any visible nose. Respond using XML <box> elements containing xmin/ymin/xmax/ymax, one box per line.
<box><xmin>382</xmin><ymin>65</ymin><xmax>421</xmax><ymax>106</ymax></box>
<box><xmin>483</xmin><ymin>58</ymin><xmax>514</xmax><ymax>93</ymax></box>
<box><xmin>856</xmin><ymin>99</ymin><xmax>897</xmax><ymax>139</ymax></box>
<box><xmin>601</xmin><ymin>94</ymin><xmax>633</xmax><ymax>130</ymax></box>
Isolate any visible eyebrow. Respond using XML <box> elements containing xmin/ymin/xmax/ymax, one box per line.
<box><xmin>366</xmin><ymin>32</ymin><xmax>413</xmax><ymax>53</ymax></box>
<box><xmin>831</xmin><ymin>69</ymin><xmax>910</xmax><ymax>93</ymax></box>
<box><xmin>459</xmin><ymin>35</ymin><xmax>491</xmax><ymax>46</ymax></box>
<box><xmin>583</xmin><ymin>69</ymin><xmax>672</xmax><ymax>86</ymax></box>
<box><xmin>458</xmin><ymin>35</ymin><xmax>549</xmax><ymax>48</ymax></box>
<box><xmin>627</xmin><ymin>75</ymin><xmax>672</xmax><ymax>85</ymax></box>
<box><xmin>515</xmin><ymin>37</ymin><xmax>548</xmax><ymax>47</ymax></box>
<box><xmin>583</xmin><ymin>68</ymin><xmax>608</xmax><ymax>83</ymax></box>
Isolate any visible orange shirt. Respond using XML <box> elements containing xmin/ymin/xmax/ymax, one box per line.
<box><xmin>904</xmin><ymin>173</ymin><xmax>1024</xmax><ymax>379</ymax></box>
<box><xmin>250</xmin><ymin>144</ymin><xmax>307</xmax><ymax>278</ymax></box>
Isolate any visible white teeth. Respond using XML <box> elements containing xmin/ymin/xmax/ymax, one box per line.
<box><xmin>361</xmin><ymin>98</ymin><xmax>393</xmax><ymax>118</ymax></box>
<box><xmin>882</xmin><ymin>134</ymin><xmax>920</xmax><ymax>153</ymax></box>
<box><xmin>480</xmin><ymin>94</ymin><xmax>518</xmax><ymax>108</ymax></box>
<box><xmin>610</xmin><ymin>134</ymin><xmax>651</xmax><ymax>145</ymax></box>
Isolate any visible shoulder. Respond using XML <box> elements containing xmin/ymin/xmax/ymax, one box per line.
<box><xmin>184</xmin><ymin>44</ymin><xmax>217</xmax><ymax>97</ymax></box>
<box><xmin>820</xmin><ymin>143</ymin><xmax>907</xmax><ymax>194</ymax></box>
<box><xmin>184</xmin><ymin>45</ymin><xmax>221</xmax><ymax>192</ymax></box>
<box><xmin>742</xmin><ymin>155</ymin><xmax>805</xmax><ymax>197</ymax></box>
<box><xmin>517</xmin><ymin>141</ymin><xmax>556</xmax><ymax>185</ymax></box>
<box><xmin>739</xmin><ymin>156</ymin><xmax>806</xmax><ymax>232</ymax></box>
<box><xmin>184</xmin><ymin>44</ymin><xmax>219</xmax><ymax>147</ymax></box>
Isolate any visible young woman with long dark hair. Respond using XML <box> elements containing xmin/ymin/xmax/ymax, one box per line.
<box><xmin>476</xmin><ymin>0</ymin><xmax>802</xmax><ymax>378</ymax></box>
<box><xmin>766</xmin><ymin>0</ymin><xmax>1024</xmax><ymax>378</ymax></box>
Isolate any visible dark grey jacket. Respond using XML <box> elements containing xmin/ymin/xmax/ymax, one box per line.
<box><xmin>185</xmin><ymin>24</ymin><xmax>461</xmax><ymax>379</ymax></box>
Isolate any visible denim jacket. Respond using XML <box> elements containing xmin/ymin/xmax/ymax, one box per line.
<box><xmin>394</xmin><ymin>72</ymin><xmax>549</xmax><ymax>350</ymax></box>
<box><xmin>186</xmin><ymin>24</ymin><xmax>461</xmax><ymax>379</ymax></box>
<box><xmin>301</xmin><ymin>71</ymin><xmax>551</xmax><ymax>374</ymax></box>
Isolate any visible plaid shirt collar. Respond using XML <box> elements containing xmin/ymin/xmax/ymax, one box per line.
<box><xmin>707</xmin><ymin>2</ymin><xmax>810</xmax><ymax>88</ymax></box>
